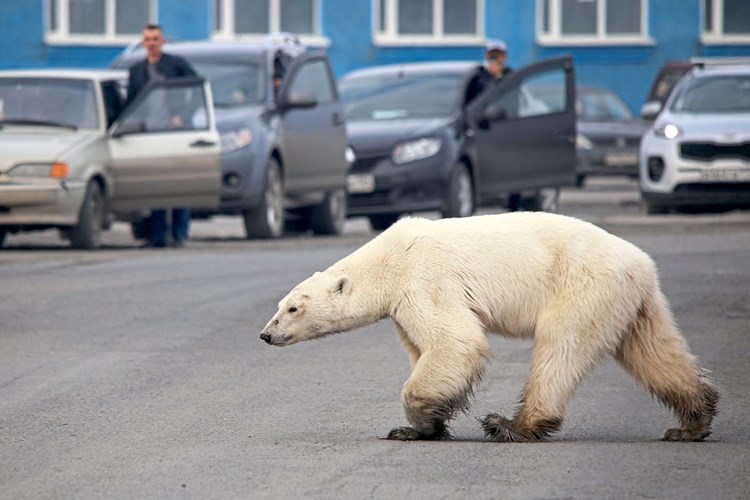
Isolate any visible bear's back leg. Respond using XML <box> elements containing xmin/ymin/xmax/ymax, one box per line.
<box><xmin>615</xmin><ymin>288</ymin><xmax>719</xmax><ymax>441</ymax></box>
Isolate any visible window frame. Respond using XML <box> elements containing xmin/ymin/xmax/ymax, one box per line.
<box><xmin>373</xmin><ymin>0</ymin><xmax>485</xmax><ymax>46</ymax></box>
<box><xmin>536</xmin><ymin>0</ymin><xmax>653</xmax><ymax>47</ymax></box>
<box><xmin>212</xmin><ymin>0</ymin><xmax>328</xmax><ymax>46</ymax></box>
<box><xmin>702</xmin><ymin>0</ymin><xmax>750</xmax><ymax>45</ymax></box>
<box><xmin>45</xmin><ymin>0</ymin><xmax>158</xmax><ymax>45</ymax></box>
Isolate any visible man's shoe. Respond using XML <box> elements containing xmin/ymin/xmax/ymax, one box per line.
<box><xmin>171</xmin><ymin>239</ymin><xmax>187</xmax><ymax>248</ymax></box>
<box><xmin>140</xmin><ymin>240</ymin><xmax>167</xmax><ymax>248</ymax></box>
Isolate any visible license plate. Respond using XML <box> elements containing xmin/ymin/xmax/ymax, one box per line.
<box><xmin>604</xmin><ymin>153</ymin><xmax>638</xmax><ymax>167</ymax></box>
<box><xmin>346</xmin><ymin>174</ymin><xmax>375</xmax><ymax>193</ymax></box>
<box><xmin>700</xmin><ymin>169</ymin><xmax>750</xmax><ymax>182</ymax></box>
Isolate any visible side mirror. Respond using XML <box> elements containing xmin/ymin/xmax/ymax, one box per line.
<box><xmin>281</xmin><ymin>91</ymin><xmax>318</xmax><ymax>110</ymax></box>
<box><xmin>111</xmin><ymin>120</ymin><xmax>146</xmax><ymax>138</ymax></box>
<box><xmin>640</xmin><ymin>101</ymin><xmax>663</xmax><ymax>121</ymax></box>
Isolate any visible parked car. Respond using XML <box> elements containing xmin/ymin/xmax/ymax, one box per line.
<box><xmin>574</xmin><ymin>85</ymin><xmax>649</xmax><ymax>186</ymax></box>
<box><xmin>112</xmin><ymin>34</ymin><xmax>350</xmax><ymax>239</ymax></box>
<box><xmin>338</xmin><ymin>56</ymin><xmax>576</xmax><ymax>230</ymax></box>
<box><xmin>639</xmin><ymin>63</ymin><xmax>750</xmax><ymax>214</ymax></box>
<box><xmin>640</xmin><ymin>60</ymin><xmax>693</xmax><ymax>120</ymax></box>
<box><xmin>0</xmin><ymin>69</ymin><xmax>221</xmax><ymax>249</ymax></box>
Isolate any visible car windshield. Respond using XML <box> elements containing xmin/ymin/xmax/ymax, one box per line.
<box><xmin>0</xmin><ymin>77</ymin><xmax>99</xmax><ymax>129</ymax></box>
<box><xmin>670</xmin><ymin>74</ymin><xmax>750</xmax><ymax>113</ymax></box>
<box><xmin>339</xmin><ymin>73</ymin><xmax>464</xmax><ymax>121</ymax></box>
<box><xmin>190</xmin><ymin>61</ymin><xmax>266</xmax><ymax>107</ymax></box>
<box><xmin>577</xmin><ymin>88</ymin><xmax>634</xmax><ymax>122</ymax></box>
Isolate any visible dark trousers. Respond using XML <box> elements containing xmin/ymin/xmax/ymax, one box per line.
<box><xmin>148</xmin><ymin>208</ymin><xmax>190</xmax><ymax>244</ymax></box>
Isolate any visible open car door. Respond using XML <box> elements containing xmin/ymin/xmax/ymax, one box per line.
<box><xmin>465</xmin><ymin>56</ymin><xmax>576</xmax><ymax>196</ymax></box>
<box><xmin>107</xmin><ymin>77</ymin><xmax>221</xmax><ymax>213</ymax></box>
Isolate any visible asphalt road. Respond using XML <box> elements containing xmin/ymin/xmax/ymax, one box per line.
<box><xmin>1</xmin><ymin>178</ymin><xmax>749</xmax><ymax>499</ymax></box>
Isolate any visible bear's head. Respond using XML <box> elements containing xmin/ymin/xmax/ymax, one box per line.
<box><xmin>260</xmin><ymin>271</ymin><xmax>353</xmax><ymax>346</ymax></box>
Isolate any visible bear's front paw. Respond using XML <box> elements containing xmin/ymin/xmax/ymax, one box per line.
<box><xmin>385</xmin><ymin>426</ymin><xmax>449</xmax><ymax>441</ymax></box>
<box><xmin>482</xmin><ymin>413</ymin><xmax>526</xmax><ymax>442</ymax></box>
<box><xmin>662</xmin><ymin>427</ymin><xmax>711</xmax><ymax>442</ymax></box>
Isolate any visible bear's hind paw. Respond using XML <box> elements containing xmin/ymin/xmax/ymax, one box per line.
<box><xmin>481</xmin><ymin>413</ymin><xmax>560</xmax><ymax>442</ymax></box>
<box><xmin>662</xmin><ymin>427</ymin><xmax>711</xmax><ymax>442</ymax></box>
<box><xmin>385</xmin><ymin>426</ymin><xmax>448</xmax><ymax>441</ymax></box>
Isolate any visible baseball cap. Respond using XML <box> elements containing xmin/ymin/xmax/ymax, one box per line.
<box><xmin>485</xmin><ymin>39</ymin><xmax>507</xmax><ymax>53</ymax></box>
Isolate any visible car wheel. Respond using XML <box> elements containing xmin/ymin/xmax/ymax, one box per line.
<box><xmin>70</xmin><ymin>180</ymin><xmax>104</xmax><ymax>250</ymax></box>
<box><xmin>310</xmin><ymin>189</ymin><xmax>347</xmax><ymax>236</ymax></box>
<box><xmin>441</xmin><ymin>162</ymin><xmax>475</xmax><ymax>219</ymax></box>
<box><xmin>523</xmin><ymin>188</ymin><xmax>560</xmax><ymax>213</ymax></box>
<box><xmin>368</xmin><ymin>213</ymin><xmax>401</xmax><ymax>231</ymax></box>
<box><xmin>243</xmin><ymin>158</ymin><xmax>284</xmax><ymax>239</ymax></box>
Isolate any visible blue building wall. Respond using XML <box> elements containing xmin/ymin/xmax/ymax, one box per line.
<box><xmin>1</xmin><ymin>0</ymin><xmax>749</xmax><ymax>113</ymax></box>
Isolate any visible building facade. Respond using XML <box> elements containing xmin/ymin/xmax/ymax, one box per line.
<box><xmin>1</xmin><ymin>0</ymin><xmax>749</xmax><ymax>113</ymax></box>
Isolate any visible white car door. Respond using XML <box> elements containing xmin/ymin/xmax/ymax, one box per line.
<box><xmin>107</xmin><ymin>77</ymin><xmax>221</xmax><ymax>213</ymax></box>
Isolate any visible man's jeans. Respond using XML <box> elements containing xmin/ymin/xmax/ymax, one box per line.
<box><xmin>148</xmin><ymin>208</ymin><xmax>190</xmax><ymax>245</ymax></box>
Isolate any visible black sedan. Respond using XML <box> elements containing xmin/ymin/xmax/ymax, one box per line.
<box><xmin>338</xmin><ymin>57</ymin><xmax>577</xmax><ymax>230</ymax></box>
<box><xmin>574</xmin><ymin>85</ymin><xmax>649</xmax><ymax>186</ymax></box>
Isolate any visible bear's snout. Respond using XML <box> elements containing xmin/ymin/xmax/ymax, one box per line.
<box><xmin>260</xmin><ymin>332</ymin><xmax>272</xmax><ymax>344</ymax></box>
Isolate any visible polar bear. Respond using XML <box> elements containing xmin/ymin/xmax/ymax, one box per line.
<box><xmin>260</xmin><ymin>212</ymin><xmax>719</xmax><ymax>442</ymax></box>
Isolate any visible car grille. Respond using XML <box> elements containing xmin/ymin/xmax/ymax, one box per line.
<box><xmin>680</xmin><ymin>142</ymin><xmax>750</xmax><ymax>161</ymax></box>
<box><xmin>348</xmin><ymin>190</ymin><xmax>391</xmax><ymax>208</ymax></box>
<box><xmin>349</xmin><ymin>155</ymin><xmax>386</xmax><ymax>174</ymax></box>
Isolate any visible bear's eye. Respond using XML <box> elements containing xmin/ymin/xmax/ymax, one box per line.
<box><xmin>288</xmin><ymin>306</ymin><xmax>298</xmax><ymax>313</ymax></box>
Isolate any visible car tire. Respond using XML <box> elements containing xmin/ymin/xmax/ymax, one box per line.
<box><xmin>368</xmin><ymin>213</ymin><xmax>401</xmax><ymax>231</ymax></box>
<box><xmin>524</xmin><ymin>188</ymin><xmax>560</xmax><ymax>213</ymax></box>
<box><xmin>70</xmin><ymin>180</ymin><xmax>104</xmax><ymax>250</ymax></box>
<box><xmin>310</xmin><ymin>189</ymin><xmax>346</xmax><ymax>236</ymax></box>
<box><xmin>243</xmin><ymin>158</ymin><xmax>284</xmax><ymax>239</ymax></box>
<box><xmin>441</xmin><ymin>162</ymin><xmax>474</xmax><ymax>219</ymax></box>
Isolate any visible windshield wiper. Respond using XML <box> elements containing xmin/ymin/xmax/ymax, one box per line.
<box><xmin>0</xmin><ymin>119</ymin><xmax>79</xmax><ymax>131</ymax></box>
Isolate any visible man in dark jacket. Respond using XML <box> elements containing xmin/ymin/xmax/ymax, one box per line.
<box><xmin>126</xmin><ymin>23</ymin><xmax>197</xmax><ymax>248</ymax></box>
<box><xmin>466</xmin><ymin>39</ymin><xmax>514</xmax><ymax>104</ymax></box>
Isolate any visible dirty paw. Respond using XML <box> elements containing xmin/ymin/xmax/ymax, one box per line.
<box><xmin>385</xmin><ymin>426</ymin><xmax>448</xmax><ymax>441</ymax></box>
<box><xmin>662</xmin><ymin>428</ymin><xmax>711</xmax><ymax>442</ymax></box>
<box><xmin>481</xmin><ymin>413</ymin><xmax>525</xmax><ymax>442</ymax></box>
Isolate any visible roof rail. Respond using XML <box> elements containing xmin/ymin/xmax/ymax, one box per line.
<box><xmin>690</xmin><ymin>57</ymin><xmax>750</xmax><ymax>68</ymax></box>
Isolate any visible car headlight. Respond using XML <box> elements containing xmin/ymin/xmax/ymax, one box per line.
<box><xmin>392</xmin><ymin>137</ymin><xmax>442</xmax><ymax>165</ymax></box>
<box><xmin>576</xmin><ymin>133</ymin><xmax>593</xmax><ymax>150</ymax></box>
<box><xmin>653</xmin><ymin>123</ymin><xmax>683</xmax><ymax>140</ymax></box>
<box><xmin>220</xmin><ymin>128</ymin><xmax>253</xmax><ymax>154</ymax></box>
<box><xmin>345</xmin><ymin>146</ymin><xmax>356</xmax><ymax>166</ymax></box>
<box><xmin>8</xmin><ymin>163</ymin><xmax>69</xmax><ymax>178</ymax></box>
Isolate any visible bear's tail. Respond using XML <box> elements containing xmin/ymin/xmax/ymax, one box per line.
<box><xmin>615</xmin><ymin>286</ymin><xmax>719</xmax><ymax>441</ymax></box>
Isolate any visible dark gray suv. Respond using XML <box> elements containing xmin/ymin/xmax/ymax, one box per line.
<box><xmin>112</xmin><ymin>34</ymin><xmax>349</xmax><ymax>238</ymax></box>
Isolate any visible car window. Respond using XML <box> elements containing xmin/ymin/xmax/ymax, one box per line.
<box><xmin>577</xmin><ymin>89</ymin><xmax>633</xmax><ymax>121</ymax></box>
<box><xmin>190</xmin><ymin>61</ymin><xmax>266</xmax><ymax>107</ymax></box>
<box><xmin>119</xmin><ymin>81</ymin><xmax>210</xmax><ymax>133</ymax></box>
<box><xmin>339</xmin><ymin>73</ymin><xmax>464</xmax><ymax>121</ymax></box>
<box><xmin>670</xmin><ymin>74</ymin><xmax>750</xmax><ymax>113</ymax></box>
<box><xmin>0</xmin><ymin>77</ymin><xmax>99</xmax><ymax>129</ymax></box>
<box><xmin>288</xmin><ymin>59</ymin><xmax>335</xmax><ymax>104</ymax></box>
<box><xmin>488</xmin><ymin>68</ymin><xmax>565</xmax><ymax>120</ymax></box>
<box><xmin>101</xmin><ymin>81</ymin><xmax>125</xmax><ymax>127</ymax></box>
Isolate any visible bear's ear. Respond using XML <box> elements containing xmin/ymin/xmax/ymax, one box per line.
<box><xmin>331</xmin><ymin>275</ymin><xmax>352</xmax><ymax>296</ymax></box>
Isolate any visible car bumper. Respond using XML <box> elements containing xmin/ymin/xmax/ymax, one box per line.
<box><xmin>640</xmin><ymin>135</ymin><xmax>750</xmax><ymax>208</ymax></box>
<box><xmin>345</xmin><ymin>154</ymin><xmax>451</xmax><ymax>216</ymax></box>
<box><xmin>0</xmin><ymin>179</ymin><xmax>84</xmax><ymax>226</ymax></box>
<box><xmin>199</xmin><ymin>147</ymin><xmax>262</xmax><ymax>215</ymax></box>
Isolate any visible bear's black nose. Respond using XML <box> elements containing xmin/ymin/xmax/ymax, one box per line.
<box><xmin>260</xmin><ymin>332</ymin><xmax>272</xmax><ymax>344</ymax></box>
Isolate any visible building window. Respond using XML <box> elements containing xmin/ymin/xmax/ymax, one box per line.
<box><xmin>46</xmin><ymin>0</ymin><xmax>156</xmax><ymax>44</ymax></box>
<box><xmin>213</xmin><ymin>0</ymin><xmax>320</xmax><ymax>40</ymax></box>
<box><xmin>703</xmin><ymin>0</ymin><xmax>750</xmax><ymax>43</ymax></box>
<box><xmin>537</xmin><ymin>0</ymin><xmax>651</xmax><ymax>46</ymax></box>
<box><xmin>374</xmin><ymin>0</ymin><xmax>484</xmax><ymax>45</ymax></box>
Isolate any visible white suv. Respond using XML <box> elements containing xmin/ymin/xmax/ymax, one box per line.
<box><xmin>639</xmin><ymin>62</ymin><xmax>750</xmax><ymax>214</ymax></box>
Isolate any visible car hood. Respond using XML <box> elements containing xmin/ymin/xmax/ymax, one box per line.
<box><xmin>657</xmin><ymin>112</ymin><xmax>750</xmax><ymax>141</ymax></box>
<box><xmin>578</xmin><ymin>120</ymin><xmax>649</xmax><ymax>139</ymax></box>
<box><xmin>346</xmin><ymin>118</ymin><xmax>453</xmax><ymax>155</ymax></box>
<box><xmin>214</xmin><ymin>105</ymin><xmax>264</xmax><ymax>130</ymax></box>
<box><xmin>0</xmin><ymin>129</ymin><xmax>97</xmax><ymax>173</ymax></box>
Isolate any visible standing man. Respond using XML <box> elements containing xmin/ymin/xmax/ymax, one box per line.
<box><xmin>126</xmin><ymin>23</ymin><xmax>197</xmax><ymax>248</ymax></box>
<box><xmin>465</xmin><ymin>39</ymin><xmax>513</xmax><ymax>103</ymax></box>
